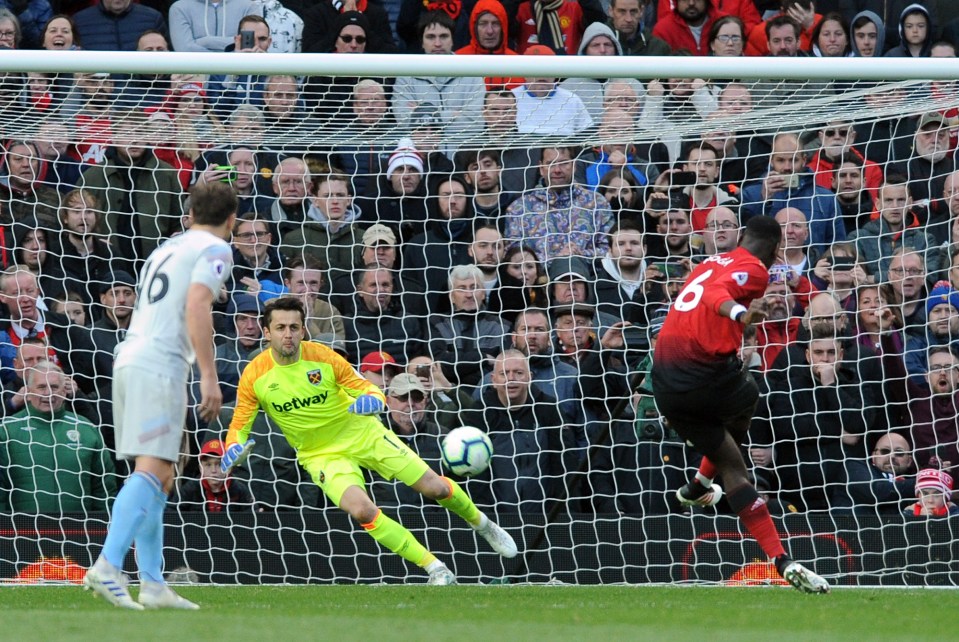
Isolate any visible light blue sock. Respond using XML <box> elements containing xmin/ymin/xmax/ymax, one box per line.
<box><xmin>101</xmin><ymin>471</ymin><xmax>162</xmax><ymax>570</ymax></box>
<box><xmin>134</xmin><ymin>484</ymin><xmax>169</xmax><ymax>584</ymax></box>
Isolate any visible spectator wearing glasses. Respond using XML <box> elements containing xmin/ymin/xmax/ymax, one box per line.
<box><xmin>698</xmin><ymin>206</ymin><xmax>740</xmax><ymax>259</ymax></box>
<box><xmin>807</xmin><ymin>120</ymin><xmax>883</xmax><ymax>205</ymax></box>
<box><xmin>227</xmin><ymin>213</ymin><xmax>284</xmax><ymax>304</ymax></box>
<box><xmin>832</xmin><ymin>432</ymin><xmax>916</xmax><ymax>514</ymax></box>
<box><xmin>0</xmin><ymin>9</ymin><xmax>21</xmax><ymax>49</ymax></box>
<box><xmin>707</xmin><ymin>15</ymin><xmax>746</xmax><ymax>56</ymax></box>
<box><xmin>879</xmin><ymin>247</ymin><xmax>930</xmax><ymax>333</ymax></box>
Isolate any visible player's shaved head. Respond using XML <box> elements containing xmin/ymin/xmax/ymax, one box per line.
<box><xmin>262</xmin><ymin>295</ymin><xmax>306</xmax><ymax>328</ymax></box>
<box><xmin>741</xmin><ymin>215</ymin><xmax>782</xmax><ymax>268</ymax></box>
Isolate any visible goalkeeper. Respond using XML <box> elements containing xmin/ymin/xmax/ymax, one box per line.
<box><xmin>224</xmin><ymin>296</ymin><xmax>517</xmax><ymax>584</ymax></box>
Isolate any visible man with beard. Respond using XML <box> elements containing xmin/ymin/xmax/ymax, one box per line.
<box><xmin>908</xmin><ymin>347</ymin><xmax>959</xmax><ymax>472</ymax></box>
<box><xmin>890</xmin><ymin>112</ymin><xmax>957</xmax><ymax>222</ymax></box>
<box><xmin>904</xmin><ymin>282</ymin><xmax>959</xmax><ymax>389</ymax></box>
<box><xmin>459</xmin><ymin>149</ymin><xmax>518</xmax><ymax>219</ymax></box>
<box><xmin>831</xmin><ymin>154</ymin><xmax>874</xmax><ymax>235</ymax></box>
<box><xmin>593</xmin><ymin>219</ymin><xmax>650</xmax><ymax>324</ymax></box>
<box><xmin>754</xmin><ymin>276</ymin><xmax>803</xmax><ymax>372</ymax></box>
<box><xmin>833</xmin><ymin>432</ymin><xmax>916</xmax><ymax>514</ymax></box>
<box><xmin>681</xmin><ymin>142</ymin><xmax>737</xmax><ymax>233</ymax></box>
<box><xmin>653</xmin><ymin>0</ymin><xmax>725</xmax><ymax>55</ymax></box>
<box><xmin>468</xmin><ymin>224</ymin><xmax>505</xmax><ymax>298</ymax></box>
<box><xmin>850</xmin><ymin>177</ymin><xmax>939</xmax><ymax>285</ymax></box>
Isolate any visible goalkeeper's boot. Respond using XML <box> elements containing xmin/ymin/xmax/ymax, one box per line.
<box><xmin>138</xmin><ymin>580</ymin><xmax>200</xmax><ymax>609</ymax></box>
<box><xmin>472</xmin><ymin>514</ymin><xmax>518</xmax><ymax>558</ymax></box>
<box><xmin>782</xmin><ymin>562</ymin><xmax>830</xmax><ymax>595</ymax></box>
<box><xmin>676</xmin><ymin>482</ymin><xmax>724</xmax><ymax>508</ymax></box>
<box><xmin>427</xmin><ymin>564</ymin><xmax>457</xmax><ymax>586</ymax></box>
<box><xmin>83</xmin><ymin>559</ymin><xmax>144</xmax><ymax>610</ymax></box>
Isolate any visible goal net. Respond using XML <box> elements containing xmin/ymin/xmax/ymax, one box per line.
<box><xmin>1</xmin><ymin>51</ymin><xmax>958</xmax><ymax>587</ymax></box>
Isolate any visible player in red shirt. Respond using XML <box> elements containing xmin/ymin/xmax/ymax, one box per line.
<box><xmin>651</xmin><ymin>215</ymin><xmax>830</xmax><ymax>594</ymax></box>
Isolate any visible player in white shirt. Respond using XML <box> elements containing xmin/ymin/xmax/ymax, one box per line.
<box><xmin>84</xmin><ymin>181</ymin><xmax>237</xmax><ymax>610</ymax></box>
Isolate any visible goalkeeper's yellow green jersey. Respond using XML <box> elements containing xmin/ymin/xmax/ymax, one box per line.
<box><xmin>226</xmin><ymin>341</ymin><xmax>387</xmax><ymax>454</ymax></box>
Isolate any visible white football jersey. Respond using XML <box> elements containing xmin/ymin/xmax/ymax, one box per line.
<box><xmin>114</xmin><ymin>229</ymin><xmax>233</xmax><ymax>378</ymax></box>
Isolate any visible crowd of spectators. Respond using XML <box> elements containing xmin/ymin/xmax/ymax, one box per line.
<box><xmin>1</xmin><ymin>0</ymin><xmax>959</xmax><ymax>520</ymax></box>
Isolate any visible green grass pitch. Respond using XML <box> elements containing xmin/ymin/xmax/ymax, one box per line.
<box><xmin>1</xmin><ymin>585</ymin><xmax>956</xmax><ymax>641</ymax></box>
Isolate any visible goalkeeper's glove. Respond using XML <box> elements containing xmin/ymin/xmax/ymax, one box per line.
<box><xmin>221</xmin><ymin>440</ymin><xmax>255</xmax><ymax>473</ymax></box>
<box><xmin>348</xmin><ymin>394</ymin><xmax>385</xmax><ymax>416</ymax></box>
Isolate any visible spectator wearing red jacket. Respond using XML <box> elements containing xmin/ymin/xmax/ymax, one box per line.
<box><xmin>652</xmin><ymin>0</ymin><xmax>727</xmax><ymax>56</ymax></box>
<box><xmin>657</xmin><ymin>0</ymin><xmax>760</xmax><ymax>32</ymax></box>
<box><xmin>745</xmin><ymin>0</ymin><xmax>822</xmax><ymax>56</ymax></box>
<box><xmin>807</xmin><ymin>119</ymin><xmax>884</xmax><ymax>203</ymax></box>
<box><xmin>455</xmin><ymin>0</ymin><xmax>521</xmax><ymax>90</ymax></box>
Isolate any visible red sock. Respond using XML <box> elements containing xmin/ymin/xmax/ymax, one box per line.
<box><xmin>697</xmin><ymin>458</ymin><xmax>717</xmax><ymax>480</ymax></box>
<box><xmin>729</xmin><ymin>486</ymin><xmax>786</xmax><ymax>560</ymax></box>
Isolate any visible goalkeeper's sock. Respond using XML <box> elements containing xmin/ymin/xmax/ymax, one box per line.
<box><xmin>436</xmin><ymin>476</ymin><xmax>482</xmax><ymax>526</ymax></box>
<box><xmin>727</xmin><ymin>484</ymin><xmax>786</xmax><ymax>560</ymax></box>
<box><xmin>101</xmin><ymin>471</ymin><xmax>162</xmax><ymax>569</ymax></box>
<box><xmin>133</xmin><ymin>482</ymin><xmax>169</xmax><ymax>584</ymax></box>
<box><xmin>361</xmin><ymin>509</ymin><xmax>431</xmax><ymax>567</ymax></box>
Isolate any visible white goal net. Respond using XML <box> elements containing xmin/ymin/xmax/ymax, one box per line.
<box><xmin>1</xmin><ymin>51</ymin><xmax>958</xmax><ymax>587</ymax></box>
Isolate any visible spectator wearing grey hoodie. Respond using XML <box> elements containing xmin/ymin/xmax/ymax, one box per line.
<box><xmin>560</xmin><ymin>21</ymin><xmax>645</xmax><ymax>123</ymax></box>
<box><xmin>168</xmin><ymin>0</ymin><xmax>260</xmax><ymax>52</ymax></box>
<box><xmin>883</xmin><ymin>2</ymin><xmax>934</xmax><ymax>57</ymax></box>
<box><xmin>848</xmin><ymin>9</ymin><xmax>885</xmax><ymax>56</ymax></box>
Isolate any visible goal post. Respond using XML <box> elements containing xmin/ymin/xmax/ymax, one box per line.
<box><xmin>0</xmin><ymin>51</ymin><xmax>957</xmax><ymax>587</ymax></box>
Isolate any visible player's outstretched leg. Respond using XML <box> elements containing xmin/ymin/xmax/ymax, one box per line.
<box><xmin>415</xmin><ymin>473</ymin><xmax>518</xmax><ymax>558</ymax></box>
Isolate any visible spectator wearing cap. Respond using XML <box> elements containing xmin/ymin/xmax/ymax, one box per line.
<box><xmin>359</xmin><ymin>350</ymin><xmax>403</xmax><ymax>389</ymax></box>
<box><xmin>282</xmin><ymin>256</ymin><xmax>346</xmax><ymax>346</ymax></box>
<box><xmin>0</xmin><ymin>361</ymin><xmax>116</xmax><ymax>514</ymax></box>
<box><xmin>504</xmin><ymin>145</ymin><xmax>614</xmax><ymax>262</ymax></box>
<box><xmin>903</xmin><ymin>283</ymin><xmax>959</xmax><ymax>389</ymax></box>
<box><xmin>546</xmin><ymin>255</ymin><xmax>621</xmax><ymax>337</ymax></box>
<box><xmin>168</xmin><ymin>0</ymin><xmax>260</xmax><ymax>52</ymax></box>
<box><xmin>360</xmin><ymin>138</ymin><xmax>430</xmax><ymax>244</ymax></box>
<box><xmin>392</xmin><ymin>12</ymin><xmax>486</xmax><ymax>144</ymax></box>
<box><xmin>302</xmin><ymin>0</ymin><xmax>396</xmax><ymax>54</ymax></box>
<box><xmin>889</xmin><ymin>112</ymin><xmax>957</xmax><ymax>221</ymax></box>
<box><xmin>832</xmin><ymin>432</ymin><xmax>916</xmax><ymax>514</ymax></box>
<box><xmin>331</xmin><ymin>223</ymin><xmax>421</xmax><ymax>311</ymax></box>
<box><xmin>552</xmin><ymin>302</ymin><xmax>632</xmax><ymax>422</ymax></box>
<box><xmin>511</xmin><ymin>46</ymin><xmax>593</xmax><ymax>136</ymax></box>
<box><xmin>429</xmin><ymin>264</ymin><xmax>510</xmax><ymax>391</ymax></box>
<box><xmin>73</xmin><ymin>0</ymin><xmax>166</xmax><ymax>51</ymax></box>
<box><xmin>905</xmin><ymin>468</ymin><xmax>958</xmax><ymax>517</ymax></box>
<box><xmin>61</xmin><ymin>269</ymin><xmax>137</xmax><ymax>438</ymax></box>
<box><xmin>342</xmin><ymin>265</ymin><xmax>427</xmax><ymax>363</ymax></box>
<box><xmin>371</xmin><ymin>373</ymin><xmax>448</xmax><ymax>508</ymax></box>
<box><xmin>280</xmin><ymin>172</ymin><xmax>364</xmax><ymax>280</ymax></box>
<box><xmin>173</xmin><ymin>439</ymin><xmax>257</xmax><ymax>512</ymax></box>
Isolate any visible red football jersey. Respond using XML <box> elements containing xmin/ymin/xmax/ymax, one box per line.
<box><xmin>655</xmin><ymin>247</ymin><xmax>769</xmax><ymax>385</ymax></box>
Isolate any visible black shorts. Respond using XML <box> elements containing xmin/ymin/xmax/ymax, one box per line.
<box><xmin>652</xmin><ymin>365</ymin><xmax>759</xmax><ymax>456</ymax></box>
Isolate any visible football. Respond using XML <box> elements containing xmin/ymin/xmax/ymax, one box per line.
<box><xmin>440</xmin><ymin>426</ymin><xmax>493</xmax><ymax>477</ymax></box>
